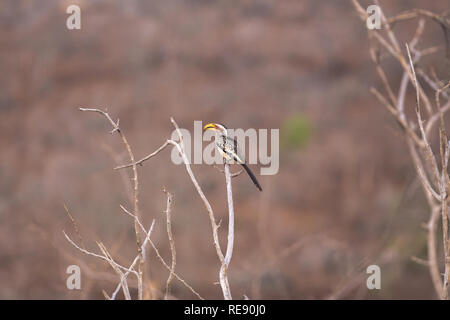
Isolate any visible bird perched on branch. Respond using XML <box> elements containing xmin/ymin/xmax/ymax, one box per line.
<box><xmin>203</xmin><ymin>123</ymin><xmax>262</xmax><ymax>191</ymax></box>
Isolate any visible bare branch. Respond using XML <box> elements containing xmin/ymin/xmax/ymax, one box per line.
<box><xmin>406</xmin><ymin>44</ymin><xmax>441</xmax><ymax>189</ymax></box>
<box><xmin>97</xmin><ymin>241</ymin><xmax>132</xmax><ymax>300</ymax></box>
<box><xmin>437</xmin><ymin>82</ymin><xmax>450</xmax><ymax>299</ymax></box>
<box><xmin>428</xmin><ymin>207</ymin><xmax>443</xmax><ymax>297</ymax></box>
<box><xmin>63</xmin><ymin>230</ymin><xmax>134</xmax><ymax>275</ymax></box>
<box><xmin>370</xmin><ymin>87</ymin><xmax>423</xmax><ymax>147</ymax></box>
<box><xmin>63</xmin><ymin>203</ymin><xmax>85</xmax><ymax>249</ymax></box>
<box><xmin>224</xmin><ymin>164</ymin><xmax>235</xmax><ymax>267</ymax></box>
<box><xmin>163</xmin><ymin>189</ymin><xmax>176</xmax><ymax>300</ymax></box>
<box><xmin>114</xmin><ymin>141</ymin><xmax>170</xmax><ymax>170</ymax></box>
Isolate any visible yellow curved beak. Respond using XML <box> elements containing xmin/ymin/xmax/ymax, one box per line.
<box><xmin>203</xmin><ymin>123</ymin><xmax>217</xmax><ymax>132</ymax></box>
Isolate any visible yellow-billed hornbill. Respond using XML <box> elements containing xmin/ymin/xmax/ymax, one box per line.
<box><xmin>203</xmin><ymin>123</ymin><xmax>262</xmax><ymax>191</ymax></box>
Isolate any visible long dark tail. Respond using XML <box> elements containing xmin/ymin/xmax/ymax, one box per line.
<box><xmin>241</xmin><ymin>163</ymin><xmax>262</xmax><ymax>191</ymax></box>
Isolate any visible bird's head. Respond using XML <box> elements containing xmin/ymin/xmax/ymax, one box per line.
<box><xmin>203</xmin><ymin>123</ymin><xmax>228</xmax><ymax>135</ymax></box>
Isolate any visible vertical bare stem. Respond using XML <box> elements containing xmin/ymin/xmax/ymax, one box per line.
<box><xmin>428</xmin><ymin>207</ymin><xmax>443</xmax><ymax>297</ymax></box>
<box><xmin>224</xmin><ymin>164</ymin><xmax>235</xmax><ymax>267</ymax></box>
<box><xmin>163</xmin><ymin>189</ymin><xmax>176</xmax><ymax>300</ymax></box>
<box><xmin>437</xmin><ymin>83</ymin><xmax>450</xmax><ymax>299</ymax></box>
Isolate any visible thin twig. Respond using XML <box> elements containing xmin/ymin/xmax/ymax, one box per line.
<box><xmin>370</xmin><ymin>87</ymin><xmax>423</xmax><ymax>147</ymax></box>
<box><xmin>97</xmin><ymin>241</ymin><xmax>132</xmax><ymax>300</ymax></box>
<box><xmin>63</xmin><ymin>231</ymin><xmax>135</xmax><ymax>275</ymax></box>
<box><xmin>114</xmin><ymin>141</ymin><xmax>170</xmax><ymax>170</ymax></box>
<box><xmin>63</xmin><ymin>203</ymin><xmax>85</xmax><ymax>249</ymax></box>
<box><xmin>406</xmin><ymin>44</ymin><xmax>441</xmax><ymax>193</ymax></box>
<box><xmin>163</xmin><ymin>189</ymin><xmax>176</xmax><ymax>300</ymax></box>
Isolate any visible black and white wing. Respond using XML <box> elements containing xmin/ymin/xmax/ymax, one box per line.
<box><xmin>216</xmin><ymin>134</ymin><xmax>246</xmax><ymax>164</ymax></box>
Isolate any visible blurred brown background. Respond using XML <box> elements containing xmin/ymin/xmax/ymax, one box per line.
<box><xmin>0</xmin><ymin>0</ymin><xmax>449</xmax><ymax>299</ymax></box>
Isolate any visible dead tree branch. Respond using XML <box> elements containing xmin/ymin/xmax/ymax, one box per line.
<box><xmin>352</xmin><ymin>0</ymin><xmax>450</xmax><ymax>299</ymax></box>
